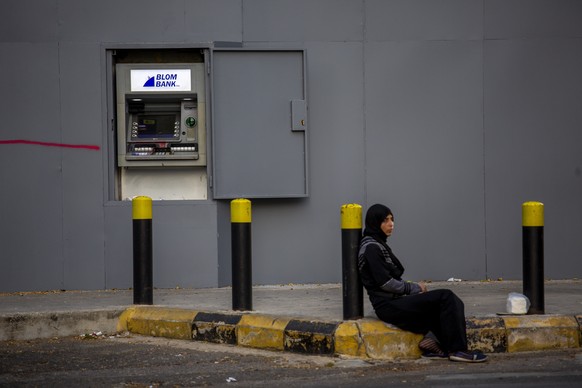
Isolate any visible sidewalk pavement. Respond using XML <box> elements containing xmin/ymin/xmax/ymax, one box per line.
<box><xmin>1</xmin><ymin>280</ymin><xmax>581</xmax><ymax>360</ymax></box>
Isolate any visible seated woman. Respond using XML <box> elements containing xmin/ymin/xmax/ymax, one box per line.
<box><xmin>358</xmin><ymin>204</ymin><xmax>487</xmax><ymax>363</ymax></box>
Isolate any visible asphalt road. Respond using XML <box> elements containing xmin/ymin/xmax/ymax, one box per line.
<box><xmin>1</xmin><ymin>335</ymin><xmax>581</xmax><ymax>387</ymax></box>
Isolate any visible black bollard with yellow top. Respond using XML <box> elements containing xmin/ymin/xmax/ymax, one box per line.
<box><xmin>341</xmin><ymin>204</ymin><xmax>363</xmax><ymax>320</ymax></box>
<box><xmin>133</xmin><ymin>196</ymin><xmax>153</xmax><ymax>305</ymax></box>
<box><xmin>522</xmin><ymin>201</ymin><xmax>544</xmax><ymax>314</ymax></box>
<box><xmin>231</xmin><ymin>199</ymin><xmax>252</xmax><ymax>311</ymax></box>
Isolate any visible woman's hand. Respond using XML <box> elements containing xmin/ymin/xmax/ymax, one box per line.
<box><xmin>418</xmin><ymin>282</ymin><xmax>428</xmax><ymax>293</ymax></box>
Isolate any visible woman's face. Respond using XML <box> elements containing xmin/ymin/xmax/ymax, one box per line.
<box><xmin>381</xmin><ymin>214</ymin><xmax>394</xmax><ymax>237</ymax></box>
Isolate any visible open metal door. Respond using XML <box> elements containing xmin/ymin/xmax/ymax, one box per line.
<box><xmin>211</xmin><ymin>50</ymin><xmax>308</xmax><ymax>199</ymax></box>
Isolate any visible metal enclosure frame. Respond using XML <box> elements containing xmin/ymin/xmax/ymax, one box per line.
<box><xmin>101</xmin><ymin>44</ymin><xmax>213</xmax><ymax>202</ymax></box>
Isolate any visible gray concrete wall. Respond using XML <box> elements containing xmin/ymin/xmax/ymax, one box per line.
<box><xmin>483</xmin><ymin>0</ymin><xmax>582</xmax><ymax>279</ymax></box>
<box><xmin>1</xmin><ymin>0</ymin><xmax>581</xmax><ymax>292</ymax></box>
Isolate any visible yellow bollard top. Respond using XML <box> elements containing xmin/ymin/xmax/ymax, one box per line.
<box><xmin>341</xmin><ymin>204</ymin><xmax>362</xmax><ymax>229</ymax></box>
<box><xmin>522</xmin><ymin>201</ymin><xmax>544</xmax><ymax>227</ymax></box>
<box><xmin>231</xmin><ymin>198</ymin><xmax>252</xmax><ymax>223</ymax></box>
<box><xmin>132</xmin><ymin>196</ymin><xmax>153</xmax><ymax>220</ymax></box>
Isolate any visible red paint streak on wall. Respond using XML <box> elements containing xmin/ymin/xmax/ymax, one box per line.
<box><xmin>0</xmin><ymin>139</ymin><xmax>100</xmax><ymax>151</ymax></box>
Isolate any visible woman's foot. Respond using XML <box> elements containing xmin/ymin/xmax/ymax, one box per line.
<box><xmin>419</xmin><ymin>336</ymin><xmax>447</xmax><ymax>359</ymax></box>
<box><xmin>449</xmin><ymin>350</ymin><xmax>488</xmax><ymax>363</ymax></box>
<box><xmin>421</xmin><ymin>352</ymin><xmax>448</xmax><ymax>360</ymax></box>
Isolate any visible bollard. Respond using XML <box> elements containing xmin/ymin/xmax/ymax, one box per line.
<box><xmin>341</xmin><ymin>204</ymin><xmax>363</xmax><ymax>320</ymax></box>
<box><xmin>133</xmin><ymin>196</ymin><xmax>153</xmax><ymax>305</ymax></box>
<box><xmin>231</xmin><ymin>199</ymin><xmax>252</xmax><ymax>311</ymax></box>
<box><xmin>522</xmin><ymin>201</ymin><xmax>544</xmax><ymax>314</ymax></box>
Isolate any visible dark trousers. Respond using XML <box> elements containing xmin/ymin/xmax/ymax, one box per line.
<box><xmin>374</xmin><ymin>289</ymin><xmax>468</xmax><ymax>353</ymax></box>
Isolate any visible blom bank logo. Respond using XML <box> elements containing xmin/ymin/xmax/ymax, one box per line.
<box><xmin>130</xmin><ymin>69</ymin><xmax>192</xmax><ymax>92</ymax></box>
<box><xmin>143</xmin><ymin>73</ymin><xmax>179</xmax><ymax>88</ymax></box>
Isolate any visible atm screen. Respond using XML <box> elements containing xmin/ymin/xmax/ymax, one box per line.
<box><xmin>136</xmin><ymin>114</ymin><xmax>177</xmax><ymax>138</ymax></box>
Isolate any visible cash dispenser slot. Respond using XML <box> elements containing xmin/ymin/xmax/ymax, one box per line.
<box><xmin>127</xmin><ymin>142</ymin><xmax>199</xmax><ymax>160</ymax></box>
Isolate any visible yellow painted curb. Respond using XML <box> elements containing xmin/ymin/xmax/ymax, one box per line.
<box><xmin>126</xmin><ymin>306</ymin><xmax>198</xmax><ymax>340</ymax></box>
<box><xmin>358</xmin><ymin>319</ymin><xmax>422</xmax><ymax>360</ymax></box>
<box><xmin>117</xmin><ymin>307</ymin><xmax>582</xmax><ymax>359</ymax></box>
<box><xmin>117</xmin><ymin>307</ymin><xmax>137</xmax><ymax>333</ymax></box>
<box><xmin>503</xmin><ymin>315</ymin><xmax>580</xmax><ymax>352</ymax></box>
<box><xmin>334</xmin><ymin>321</ymin><xmax>366</xmax><ymax>357</ymax></box>
<box><xmin>236</xmin><ymin>314</ymin><xmax>290</xmax><ymax>351</ymax></box>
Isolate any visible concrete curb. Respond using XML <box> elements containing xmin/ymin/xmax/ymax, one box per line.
<box><xmin>0</xmin><ymin>309</ymin><xmax>124</xmax><ymax>341</ymax></box>
<box><xmin>2</xmin><ymin>307</ymin><xmax>579</xmax><ymax>359</ymax></box>
<box><xmin>119</xmin><ymin>307</ymin><xmax>582</xmax><ymax>360</ymax></box>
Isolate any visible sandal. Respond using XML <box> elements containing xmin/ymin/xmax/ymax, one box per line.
<box><xmin>449</xmin><ymin>350</ymin><xmax>488</xmax><ymax>363</ymax></box>
<box><xmin>421</xmin><ymin>351</ymin><xmax>448</xmax><ymax>360</ymax></box>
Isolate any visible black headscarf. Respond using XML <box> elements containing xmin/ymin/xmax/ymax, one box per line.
<box><xmin>362</xmin><ymin>203</ymin><xmax>405</xmax><ymax>277</ymax></box>
<box><xmin>363</xmin><ymin>204</ymin><xmax>393</xmax><ymax>245</ymax></box>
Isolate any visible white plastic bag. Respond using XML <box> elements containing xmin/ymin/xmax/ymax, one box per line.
<box><xmin>506</xmin><ymin>292</ymin><xmax>530</xmax><ymax>314</ymax></box>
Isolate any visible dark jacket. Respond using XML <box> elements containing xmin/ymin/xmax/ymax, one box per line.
<box><xmin>358</xmin><ymin>236</ymin><xmax>422</xmax><ymax>310</ymax></box>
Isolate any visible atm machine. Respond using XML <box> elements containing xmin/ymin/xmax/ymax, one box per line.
<box><xmin>115</xmin><ymin>63</ymin><xmax>207</xmax><ymax>200</ymax></box>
